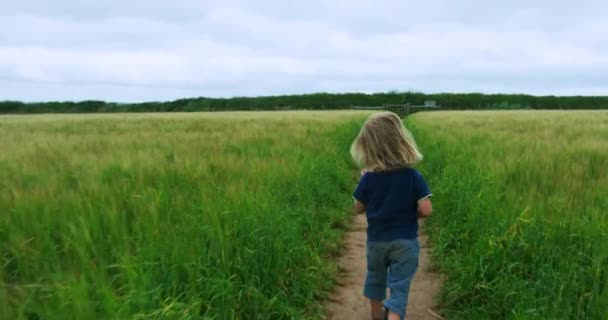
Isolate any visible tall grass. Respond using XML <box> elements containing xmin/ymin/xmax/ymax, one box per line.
<box><xmin>0</xmin><ymin>111</ymin><xmax>367</xmax><ymax>319</ymax></box>
<box><xmin>409</xmin><ymin>111</ymin><xmax>608</xmax><ymax>319</ymax></box>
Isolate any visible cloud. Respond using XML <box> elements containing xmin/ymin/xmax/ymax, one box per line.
<box><xmin>1</xmin><ymin>0</ymin><xmax>607</xmax><ymax>102</ymax></box>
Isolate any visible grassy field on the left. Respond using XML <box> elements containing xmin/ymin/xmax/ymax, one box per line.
<box><xmin>0</xmin><ymin>111</ymin><xmax>367</xmax><ymax>319</ymax></box>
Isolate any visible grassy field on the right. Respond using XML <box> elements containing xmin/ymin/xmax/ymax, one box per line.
<box><xmin>408</xmin><ymin>111</ymin><xmax>608</xmax><ymax>319</ymax></box>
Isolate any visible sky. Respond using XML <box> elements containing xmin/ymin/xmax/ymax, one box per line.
<box><xmin>1</xmin><ymin>0</ymin><xmax>608</xmax><ymax>102</ymax></box>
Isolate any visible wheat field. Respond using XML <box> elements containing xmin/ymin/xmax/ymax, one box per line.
<box><xmin>0</xmin><ymin>111</ymin><xmax>368</xmax><ymax>319</ymax></box>
<box><xmin>409</xmin><ymin>111</ymin><xmax>608</xmax><ymax>319</ymax></box>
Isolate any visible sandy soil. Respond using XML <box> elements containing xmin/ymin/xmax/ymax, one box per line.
<box><xmin>325</xmin><ymin>214</ymin><xmax>443</xmax><ymax>320</ymax></box>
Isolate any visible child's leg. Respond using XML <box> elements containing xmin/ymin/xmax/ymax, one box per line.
<box><xmin>384</xmin><ymin>239</ymin><xmax>420</xmax><ymax>319</ymax></box>
<box><xmin>363</xmin><ymin>242</ymin><xmax>389</xmax><ymax>320</ymax></box>
<box><xmin>387</xmin><ymin>311</ymin><xmax>401</xmax><ymax>320</ymax></box>
<box><xmin>369</xmin><ymin>299</ymin><xmax>384</xmax><ymax>319</ymax></box>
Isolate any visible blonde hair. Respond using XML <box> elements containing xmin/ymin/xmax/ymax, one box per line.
<box><xmin>350</xmin><ymin>112</ymin><xmax>423</xmax><ymax>171</ymax></box>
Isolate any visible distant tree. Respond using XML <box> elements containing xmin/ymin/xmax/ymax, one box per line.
<box><xmin>1</xmin><ymin>93</ymin><xmax>608</xmax><ymax>114</ymax></box>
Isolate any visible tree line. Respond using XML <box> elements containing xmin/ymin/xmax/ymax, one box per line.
<box><xmin>2</xmin><ymin>92</ymin><xmax>608</xmax><ymax>114</ymax></box>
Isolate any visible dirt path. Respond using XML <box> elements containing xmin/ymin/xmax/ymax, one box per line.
<box><xmin>325</xmin><ymin>214</ymin><xmax>443</xmax><ymax>320</ymax></box>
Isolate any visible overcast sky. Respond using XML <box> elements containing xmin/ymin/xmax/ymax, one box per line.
<box><xmin>1</xmin><ymin>0</ymin><xmax>607</xmax><ymax>102</ymax></box>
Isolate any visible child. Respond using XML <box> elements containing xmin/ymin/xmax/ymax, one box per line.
<box><xmin>351</xmin><ymin>112</ymin><xmax>433</xmax><ymax>320</ymax></box>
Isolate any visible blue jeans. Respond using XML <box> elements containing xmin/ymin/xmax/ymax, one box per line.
<box><xmin>363</xmin><ymin>238</ymin><xmax>420</xmax><ymax>319</ymax></box>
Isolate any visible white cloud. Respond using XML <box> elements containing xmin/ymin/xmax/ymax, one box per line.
<box><xmin>1</xmin><ymin>0</ymin><xmax>607</xmax><ymax>101</ymax></box>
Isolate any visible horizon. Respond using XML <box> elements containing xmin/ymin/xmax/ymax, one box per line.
<box><xmin>5</xmin><ymin>90</ymin><xmax>608</xmax><ymax>104</ymax></box>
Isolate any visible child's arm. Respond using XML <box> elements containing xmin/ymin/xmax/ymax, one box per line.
<box><xmin>413</xmin><ymin>170</ymin><xmax>432</xmax><ymax>219</ymax></box>
<box><xmin>417</xmin><ymin>196</ymin><xmax>433</xmax><ymax>219</ymax></box>
<box><xmin>353</xmin><ymin>199</ymin><xmax>366</xmax><ymax>214</ymax></box>
<box><xmin>353</xmin><ymin>169</ymin><xmax>368</xmax><ymax>214</ymax></box>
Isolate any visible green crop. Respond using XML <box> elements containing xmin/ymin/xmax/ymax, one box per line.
<box><xmin>410</xmin><ymin>111</ymin><xmax>608</xmax><ymax>320</ymax></box>
<box><xmin>0</xmin><ymin>111</ymin><xmax>368</xmax><ymax>319</ymax></box>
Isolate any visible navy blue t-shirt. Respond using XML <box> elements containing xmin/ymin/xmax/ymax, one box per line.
<box><xmin>353</xmin><ymin>168</ymin><xmax>432</xmax><ymax>242</ymax></box>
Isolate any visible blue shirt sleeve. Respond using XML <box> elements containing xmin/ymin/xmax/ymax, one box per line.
<box><xmin>353</xmin><ymin>173</ymin><xmax>369</xmax><ymax>205</ymax></box>
<box><xmin>413</xmin><ymin>170</ymin><xmax>432</xmax><ymax>201</ymax></box>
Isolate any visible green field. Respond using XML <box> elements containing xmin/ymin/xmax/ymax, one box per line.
<box><xmin>0</xmin><ymin>111</ymin><xmax>368</xmax><ymax>319</ymax></box>
<box><xmin>409</xmin><ymin>111</ymin><xmax>608</xmax><ymax>319</ymax></box>
<box><xmin>1</xmin><ymin>110</ymin><xmax>607</xmax><ymax>319</ymax></box>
